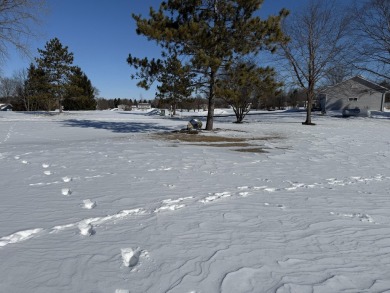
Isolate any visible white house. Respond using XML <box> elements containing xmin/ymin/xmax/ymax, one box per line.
<box><xmin>319</xmin><ymin>76</ymin><xmax>390</xmax><ymax>116</ymax></box>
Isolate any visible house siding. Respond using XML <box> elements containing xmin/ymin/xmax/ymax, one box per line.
<box><xmin>322</xmin><ymin>77</ymin><xmax>388</xmax><ymax>115</ymax></box>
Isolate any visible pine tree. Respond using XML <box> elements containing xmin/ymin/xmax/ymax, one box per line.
<box><xmin>63</xmin><ymin>67</ymin><xmax>97</xmax><ymax>110</ymax></box>
<box><xmin>25</xmin><ymin>63</ymin><xmax>52</xmax><ymax>111</ymax></box>
<box><xmin>130</xmin><ymin>0</ymin><xmax>288</xmax><ymax>130</ymax></box>
<box><xmin>35</xmin><ymin>38</ymin><xmax>75</xmax><ymax>113</ymax></box>
<box><xmin>156</xmin><ymin>54</ymin><xmax>194</xmax><ymax>115</ymax></box>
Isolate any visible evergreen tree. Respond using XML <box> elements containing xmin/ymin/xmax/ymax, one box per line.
<box><xmin>156</xmin><ymin>54</ymin><xmax>194</xmax><ymax>115</ymax></box>
<box><xmin>25</xmin><ymin>63</ymin><xmax>52</xmax><ymax>111</ymax></box>
<box><xmin>129</xmin><ymin>0</ymin><xmax>288</xmax><ymax>130</ymax></box>
<box><xmin>63</xmin><ymin>67</ymin><xmax>97</xmax><ymax>110</ymax></box>
<box><xmin>35</xmin><ymin>37</ymin><xmax>75</xmax><ymax>113</ymax></box>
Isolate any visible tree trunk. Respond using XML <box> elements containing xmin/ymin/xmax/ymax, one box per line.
<box><xmin>303</xmin><ymin>82</ymin><xmax>315</xmax><ymax>125</ymax></box>
<box><xmin>205</xmin><ymin>70</ymin><xmax>216</xmax><ymax>130</ymax></box>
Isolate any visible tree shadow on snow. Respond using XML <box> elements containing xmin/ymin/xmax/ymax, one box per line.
<box><xmin>62</xmin><ymin>119</ymin><xmax>174</xmax><ymax>133</ymax></box>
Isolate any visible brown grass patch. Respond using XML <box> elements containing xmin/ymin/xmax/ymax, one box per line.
<box><xmin>234</xmin><ymin>148</ymin><xmax>268</xmax><ymax>153</ymax></box>
<box><xmin>191</xmin><ymin>142</ymin><xmax>252</xmax><ymax>148</ymax></box>
<box><xmin>151</xmin><ymin>131</ymin><xmax>282</xmax><ymax>153</ymax></box>
<box><xmin>153</xmin><ymin>132</ymin><xmax>246</xmax><ymax>143</ymax></box>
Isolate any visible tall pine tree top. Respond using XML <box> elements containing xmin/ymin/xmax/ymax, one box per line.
<box><xmin>130</xmin><ymin>0</ymin><xmax>288</xmax><ymax>130</ymax></box>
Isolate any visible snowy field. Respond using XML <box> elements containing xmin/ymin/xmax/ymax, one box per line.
<box><xmin>0</xmin><ymin>109</ymin><xmax>390</xmax><ymax>293</ymax></box>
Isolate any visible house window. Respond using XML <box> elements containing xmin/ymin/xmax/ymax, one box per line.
<box><xmin>348</xmin><ymin>97</ymin><xmax>358</xmax><ymax>101</ymax></box>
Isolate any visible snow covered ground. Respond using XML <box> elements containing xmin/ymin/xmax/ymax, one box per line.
<box><xmin>0</xmin><ymin>109</ymin><xmax>389</xmax><ymax>293</ymax></box>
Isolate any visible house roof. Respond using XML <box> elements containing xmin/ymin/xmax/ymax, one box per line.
<box><xmin>0</xmin><ymin>103</ymin><xmax>13</xmax><ymax>110</ymax></box>
<box><xmin>321</xmin><ymin>75</ymin><xmax>390</xmax><ymax>93</ymax></box>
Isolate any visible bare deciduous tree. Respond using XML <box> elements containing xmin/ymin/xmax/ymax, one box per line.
<box><xmin>352</xmin><ymin>0</ymin><xmax>390</xmax><ymax>80</ymax></box>
<box><xmin>279</xmin><ymin>0</ymin><xmax>351</xmax><ymax>124</ymax></box>
<box><xmin>0</xmin><ymin>0</ymin><xmax>46</xmax><ymax>63</ymax></box>
<box><xmin>0</xmin><ymin>76</ymin><xmax>17</xmax><ymax>98</ymax></box>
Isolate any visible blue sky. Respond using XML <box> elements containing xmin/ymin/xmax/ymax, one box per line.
<box><xmin>2</xmin><ymin>0</ymin><xmax>309</xmax><ymax>100</ymax></box>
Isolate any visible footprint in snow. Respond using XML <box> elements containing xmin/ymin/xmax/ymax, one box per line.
<box><xmin>154</xmin><ymin>197</ymin><xmax>193</xmax><ymax>213</ymax></box>
<box><xmin>237</xmin><ymin>186</ymin><xmax>250</xmax><ymax>190</ymax></box>
<box><xmin>82</xmin><ymin>199</ymin><xmax>96</xmax><ymax>209</ymax></box>
<box><xmin>121</xmin><ymin>247</ymin><xmax>141</xmax><ymax>268</ymax></box>
<box><xmin>78</xmin><ymin>221</ymin><xmax>94</xmax><ymax>236</ymax></box>
<box><xmin>61</xmin><ymin>188</ymin><xmax>72</xmax><ymax>196</ymax></box>
<box><xmin>330</xmin><ymin>212</ymin><xmax>375</xmax><ymax>223</ymax></box>
<box><xmin>200</xmin><ymin>192</ymin><xmax>232</xmax><ymax>203</ymax></box>
<box><xmin>62</xmin><ymin>176</ymin><xmax>72</xmax><ymax>182</ymax></box>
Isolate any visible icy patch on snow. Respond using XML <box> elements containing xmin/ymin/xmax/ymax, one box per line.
<box><xmin>43</xmin><ymin>170</ymin><xmax>52</xmax><ymax>175</ymax></box>
<box><xmin>42</xmin><ymin>163</ymin><xmax>50</xmax><ymax>168</ymax></box>
<box><xmin>115</xmin><ymin>290</ymin><xmax>130</xmax><ymax>293</ymax></box>
<box><xmin>121</xmin><ymin>247</ymin><xmax>141</xmax><ymax>267</ymax></box>
<box><xmin>0</xmin><ymin>228</ymin><xmax>43</xmax><ymax>247</ymax></box>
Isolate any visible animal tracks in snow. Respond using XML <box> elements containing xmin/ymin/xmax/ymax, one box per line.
<box><xmin>200</xmin><ymin>191</ymin><xmax>232</xmax><ymax>203</ymax></box>
<box><xmin>154</xmin><ymin>197</ymin><xmax>194</xmax><ymax>213</ymax></box>
<box><xmin>1</xmin><ymin>173</ymin><xmax>386</xmax><ymax>248</ymax></box>
<box><xmin>330</xmin><ymin>212</ymin><xmax>375</xmax><ymax>223</ymax></box>
<box><xmin>0</xmin><ymin>208</ymin><xmax>147</xmax><ymax>248</ymax></box>
<box><xmin>0</xmin><ymin>228</ymin><xmax>44</xmax><ymax>247</ymax></box>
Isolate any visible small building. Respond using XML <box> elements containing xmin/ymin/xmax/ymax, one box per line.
<box><xmin>118</xmin><ymin>104</ymin><xmax>131</xmax><ymax>111</ymax></box>
<box><xmin>319</xmin><ymin>76</ymin><xmax>390</xmax><ymax>116</ymax></box>
<box><xmin>0</xmin><ymin>103</ymin><xmax>13</xmax><ymax>111</ymax></box>
<box><xmin>137</xmin><ymin>103</ymin><xmax>151</xmax><ymax>110</ymax></box>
